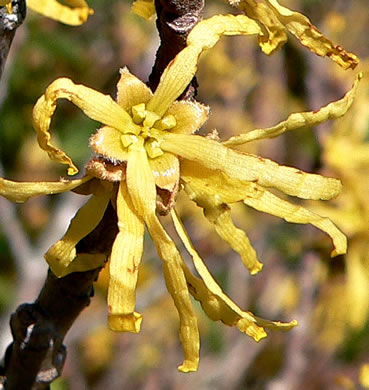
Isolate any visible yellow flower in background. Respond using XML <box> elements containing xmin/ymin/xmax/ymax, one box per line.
<box><xmin>1</xmin><ymin>0</ymin><xmax>93</xmax><ymax>25</ymax></box>
<box><xmin>0</xmin><ymin>13</ymin><xmax>360</xmax><ymax>372</ymax></box>
<box><xmin>14</xmin><ymin>0</ymin><xmax>93</xmax><ymax>25</ymax></box>
<box><xmin>310</xmin><ymin>65</ymin><xmax>369</xmax><ymax>350</ymax></box>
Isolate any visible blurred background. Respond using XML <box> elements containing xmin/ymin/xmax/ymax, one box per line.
<box><xmin>0</xmin><ymin>0</ymin><xmax>368</xmax><ymax>389</ymax></box>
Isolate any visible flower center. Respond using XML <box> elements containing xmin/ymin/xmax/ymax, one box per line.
<box><xmin>121</xmin><ymin>103</ymin><xmax>176</xmax><ymax>159</ymax></box>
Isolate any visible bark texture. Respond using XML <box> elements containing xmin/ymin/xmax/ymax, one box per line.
<box><xmin>0</xmin><ymin>0</ymin><xmax>26</xmax><ymax>78</ymax></box>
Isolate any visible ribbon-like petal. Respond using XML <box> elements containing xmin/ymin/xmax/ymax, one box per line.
<box><xmin>160</xmin><ymin>132</ymin><xmax>342</xmax><ymax>200</ymax></box>
<box><xmin>0</xmin><ymin>176</ymin><xmax>91</xmax><ymax>203</ymax></box>
<box><xmin>33</xmin><ymin>77</ymin><xmax>137</xmax><ymax>175</ymax></box>
<box><xmin>171</xmin><ymin>209</ymin><xmax>297</xmax><ymax>340</ymax></box>
<box><xmin>147</xmin><ymin>14</ymin><xmax>261</xmax><ymax>116</ymax></box>
<box><xmin>126</xmin><ymin>139</ymin><xmax>199</xmax><ymax>372</ymax></box>
<box><xmin>146</xmin><ymin>212</ymin><xmax>200</xmax><ymax>372</ymax></box>
<box><xmin>223</xmin><ymin>73</ymin><xmax>362</xmax><ymax>146</ymax></box>
<box><xmin>45</xmin><ymin>192</ymin><xmax>111</xmax><ymax>276</ymax></box>
<box><xmin>264</xmin><ymin>0</ymin><xmax>359</xmax><ymax>69</ymax></box>
<box><xmin>231</xmin><ymin>0</ymin><xmax>359</xmax><ymax>69</ymax></box>
<box><xmin>181</xmin><ymin>160</ymin><xmax>346</xmax><ymax>257</ymax></box>
<box><xmin>108</xmin><ymin>182</ymin><xmax>144</xmax><ymax>333</ymax></box>
<box><xmin>204</xmin><ymin>205</ymin><xmax>263</xmax><ymax>274</ymax></box>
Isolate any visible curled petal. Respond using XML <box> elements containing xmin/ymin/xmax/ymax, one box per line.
<box><xmin>171</xmin><ymin>209</ymin><xmax>297</xmax><ymax>340</ymax></box>
<box><xmin>204</xmin><ymin>205</ymin><xmax>263</xmax><ymax>274</ymax></box>
<box><xmin>167</xmin><ymin>100</ymin><xmax>209</xmax><ymax>135</ymax></box>
<box><xmin>232</xmin><ymin>0</ymin><xmax>359</xmax><ymax>69</ymax></box>
<box><xmin>108</xmin><ymin>182</ymin><xmax>144</xmax><ymax>333</ymax></box>
<box><xmin>242</xmin><ymin>186</ymin><xmax>347</xmax><ymax>257</ymax></box>
<box><xmin>147</xmin><ymin>14</ymin><xmax>261</xmax><ymax>116</ymax></box>
<box><xmin>159</xmin><ymin>131</ymin><xmax>342</xmax><ymax>200</ymax></box>
<box><xmin>116</xmin><ymin>67</ymin><xmax>153</xmax><ymax>112</ymax></box>
<box><xmin>27</xmin><ymin>0</ymin><xmax>93</xmax><ymax>26</ymax></box>
<box><xmin>33</xmin><ymin>78</ymin><xmax>137</xmax><ymax>175</ymax></box>
<box><xmin>0</xmin><ymin>176</ymin><xmax>91</xmax><ymax>203</ymax></box>
<box><xmin>149</xmin><ymin>152</ymin><xmax>180</xmax><ymax>191</ymax></box>
<box><xmin>45</xmin><ymin>193</ymin><xmax>111</xmax><ymax>276</ymax></box>
<box><xmin>264</xmin><ymin>0</ymin><xmax>359</xmax><ymax>69</ymax></box>
<box><xmin>145</xmin><ymin>213</ymin><xmax>200</xmax><ymax>372</ymax></box>
<box><xmin>231</xmin><ymin>0</ymin><xmax>287</xmax><ymax>54</ymax></box>
<box><xmin>224</xmin><ymin>73</ymin><xmax>362</xmax><ymax>146</ymax></box>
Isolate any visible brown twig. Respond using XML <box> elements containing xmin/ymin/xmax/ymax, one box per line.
<box><xmin>0</xmin><ymin>0</ymin><xmax>205</xmax><ymax>388</ymax></box>
<box><xmin>148</xmin><ymin>0</ymin><xmax>204</xmax><ymax>97</ymax></box>
<box><xmin>0</xmin><ymin>0</ymin><xmax>26</xmax><ymax>79</ymax></box>
<box><xmin>0</xmin><ymin>203</ymin><xmax>118</xmax><ymax>390</ymax></box>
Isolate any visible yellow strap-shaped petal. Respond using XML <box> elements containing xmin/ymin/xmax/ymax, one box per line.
<box><xmin>0</xmin><ymin>175</ymin><xmax>92</xmax><ymax>203</ymax></box>
<box><xmin>204</xmin><ymin>205</ymin><xmax>263</xmax><ymax>274</ymax></box>
<box><xmin>147</xmin><ymin>14</ymin><xmax>261</xmax><ymax>116</ymax></box>
<box><xmin>181</xmin><ymin>160</ymin><xmax>346</xmax><ymax>256</ymax></box>
<box><xmin>131</xmin><ymin>0</ymin><xmax>155</xmax><ymax>20</ymax></box>
<box><xmin>232</xmin><ymin>0</ymin><xmax>359</xmax><ymax>69</ymax></box>
<box><xmin>108</xmin><ymin>182</ymin><xmax>144</xmax><ymax>333</ymax></box>
<box><xmin>242</xmin><ymin>186</ymin><xmax>347</xmax><ymax>257</ymax></box>
<box><xmin>145</xmin><ymin>212</ymin><xmax>200</xmax><ymax>372</ymax></box>
<box><xmin>27</xmin><ymin>0</ymin><xmax>93</xmax><ymax>26</ymax></box>
<box><xmin>171</xmin><ymin>209</ymin><xmax>297</xmax><ymax>340</ymax></box>
<box><xmin>223</xmin><ymin>73</ymin><xmax>362</xmax><ymax>146</ymax></box>
<box><xmin>181</xmin><ymin>156</ymin><xmax>263</xmax><ymax>274</ymax></box>
<box><xmin>159</xmin><ymin>131</ymin><xmax>342</xmax><ymax>200</ymax></box>
<box><xmin>45</xmin><ymin>192</ymin><xmax>111</xmax><ymax>276</ymax></box>
<box><xmin>51</xmin><ymin>253</ymin><xmax>107</xmax><ymax>278</ymax></box>
<box><xmin>126</xmin><ymin>138</ymin><xmax>199</xmax><ymax>372</ymax></box>
<box><xmin>126</xmin><ymin>138</ymin><xmax>157</xmax><ymax>217</ymax></box>
<box><xmin>33</xmin><ymin>78</ymin><xmax>137</xmax><ymax>175</ymax></box>
<box><xmin>116</xmin><ymin>67</ymin><xmax>153</xmax><ymax>112</ymax></box>
<box><xmin>231</xmin><ymin>0</ymin><xmax>287</xmax><ymax>54</ymax></box>
<box><xmin>264</xmin><ymin>0</ymin><xmax>359</xmax><ymax>69</ymax></box>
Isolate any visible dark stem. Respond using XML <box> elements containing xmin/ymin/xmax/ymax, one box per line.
<box><xmin>0</xmin><ymin>204</ymin><xmax>118</xmax><ymax>389</ymax></box>
<box><xmin>0</xmin><ymin>0</ymin><xmax>26</xmax><ymax>79</ymax></box>
<box><xmin>0</xmin><ymin>0</ymin><xmax>204</xmax><ymax>388</ymax></box>
<box><xmin>148</xmin><ymin>0</ymin><xmax>204</xmax><ymax>98</ymax></box>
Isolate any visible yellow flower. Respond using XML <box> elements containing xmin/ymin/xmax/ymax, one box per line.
<box><xmin>132</xmin><ymin>0</ymin><xmax>359</xmax><ymax>70</ymax></box>
<box><xmin>309</xmin><ymin>66</ymin><xmax>369</xmax><ymax>350</ymax></box>
<box><xmin>0</xmin><ymin>14</ymin><xmax>360</xmax><ymax>372</ymax></box>
<box><xmin>5</xmin><ymin>0</ymin><xmax>94</xmax><ymax>25</ymax></box>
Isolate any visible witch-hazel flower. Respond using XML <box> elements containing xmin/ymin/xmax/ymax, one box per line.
<box><xmin>0</xmin><ymin>14</ymin><xmax>360</xmax><ymax>372</ymax></box>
